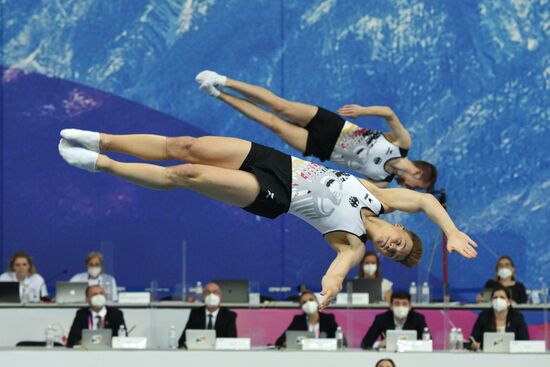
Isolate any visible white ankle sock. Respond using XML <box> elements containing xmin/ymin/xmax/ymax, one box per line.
<box><xmin>60</xmin><ymin>128</ymin><xmax>100</xmax><ymax>152</ymax></box>
<box><xmin>199</xmin><ymin>80</ymin><xmax>221</xmax><ymax>97</ymax></box>
<box><xmin>58</xmin><ymin>139</ymin><xmax>99</xmax><ymax>172</ymax></box>
<box><xmin>195</xmin><ymin>70</ymin><xmax>227</xmax><ymax>87</ymax></box>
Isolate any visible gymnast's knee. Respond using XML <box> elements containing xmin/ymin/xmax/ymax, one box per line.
<box><xmin>166</xmin><ymin>164</ymin><xmax>200</xmax><ymax>187</ymax></box>
<box><xmin>166</xmin><ymin>136</ymin><xmax>196</xmax><ymax>160</ymax></box>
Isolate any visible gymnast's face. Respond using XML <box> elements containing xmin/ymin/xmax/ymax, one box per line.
<box><xmin>396</xmin><ymin>171</ymin><xmax>430</xmax><ymax>190</ymax></box>
<box><xmin>371</xmin><ymin>223</ymin><xmax>413</xmax><ymax>261</ymax></box>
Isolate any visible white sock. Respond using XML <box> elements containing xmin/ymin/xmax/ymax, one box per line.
<box><xmin>195</xmin><ymin>70</ymin><xmax>227</xmax><ymax>87</ymax></box>
<box><xmin>60</xmin><ymin>128</ymin><xmax>100</xmax><ymax>152</ymax></box>
<box><xmin>199</xmin><ymin>80</ymin><xmax>221</xmax><ymax>98</ymax></box>
<box><xmin>58</xmin><ymin>139</ymin><xmax>99</xmax><ymax>172</ymax></box>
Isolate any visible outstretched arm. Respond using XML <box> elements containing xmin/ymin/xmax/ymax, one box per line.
<box><xmin>383</xmin><ymin>189</ymin><xmax>478</xmax><ymax>258</ymax></box>
<box><xmin>319</xmin><ymin>235</ymin><xmax>366</xmax><ymax>310</ymax></box>
<box><xmin>337</xmin><ymin>105</ymin><xmax>411</xmax><ymax>148</ymax></box>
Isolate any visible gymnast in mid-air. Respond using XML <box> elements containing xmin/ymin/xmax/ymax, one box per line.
<box><xmin>58</xmin><ymin>129</ymin><xmax>476</xmax><ymax>309</ymax></box>
<box><xmin>195</xmin><ymin>70</ymin><xmax>437</xmax><ymax>190</ymax></box>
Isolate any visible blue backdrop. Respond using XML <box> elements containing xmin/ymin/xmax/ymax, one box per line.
<box><xmin>1</xmin><ymin>0</ymin><xmax>549</xmax><ymax>300</ymax></box>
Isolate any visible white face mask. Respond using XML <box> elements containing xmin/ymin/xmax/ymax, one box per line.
<box><xmin>393</xmin><ymin>306</ymin><xmax>410</xmax><ymax>319</ymax></box>
<box><xmin>301</xmin><ymin>300</ymin><xmax>319</xmax><ymax>316</ymax></box>
<box><xmin>363</xmin><ymin>264</ymin><xmax>377</xmax><ymax>276</ymax></box>
<box><xmin>88</xmin><ymin>266</ymin><xmax>102</xmax><ymax>278</ymax></box>
<box><xmin>492</xmin><ymin>297</ymin><xmax>509</xmax><ymax>312</ymax></box>
<box><xmin>497</xmin><ymin>268</ymin><xmax>513</xmax><ymax>280</ymax></box>
<box><xmin>204</xmin><ymin>293</ymin><xmax>221</xmax><ymax>308</ymax></box>
<box><xmin>90</xmin><ymin>294</ymin><xmax>106</xmax><ymax>308</ymax></box>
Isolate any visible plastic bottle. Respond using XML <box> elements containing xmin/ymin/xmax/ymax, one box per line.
<box><xmin>422</xmin><ymin>327</ymin><xmax>431</xmax><ymax>341</ymax></box>
<box><xmin>448</xmin><ymin>327</ymin><xmax>457</xmax><ymax>351</ymax></box>
<box><xmin>456</xmin><ymin>328</ymin><xmax>464</xmax><ymax>351</ymax></box>
<box><xmin>118</xmin><ymin>324</ymin><xmax>127</xmax><ymax>337</ymax></box>
<box><xmin>168</xmin><ymin>325</ymin><xmax>177</xmax><ymax>349</ymax></box>
<box><xmin>335</xmin><ymin>326</ymin><xmax>344</xmax><ymax>350</ymax></box>
<box><xmin>45</xmin><ymin>325</ymin><xmax>55</xmax><ymax>348</ymax></box>
<box><xmin>421</xmin><ymin>282</ymin><xmax>430</xmax><ymax>304</ymax></box>
<box><xmin>409</xmin><ymin>282</ymin><xmax>417</xmax><ymax>303</ymax></box>
<box><xmin>195</xmin><ymin>281</ymin><xmax>203</xmax><ymax>303</ymax></box>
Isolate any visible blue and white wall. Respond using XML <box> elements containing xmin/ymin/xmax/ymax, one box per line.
<box><xmin>1</xmin><ymin>0</ymin><xmax>549</xmax><ymax>300</ymax></box>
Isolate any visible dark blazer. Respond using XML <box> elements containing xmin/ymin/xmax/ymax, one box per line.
<box><xmin>66</xmin><ymin>306</ymin><xmax>126</xmax><ymax>348</ymax></box>
<box><xmin>178</xmin><ymin>306</ymin><xmax>237</xmax><ymax>348</ymax></box>
<box><xmin>470</xmin><ymin>308</ymin><xmax>529</xmax><ymax>348</ymax></box>
<box><xmin>483</xmin><ymin>279</ymin><xmax>527</xmax><ymax>304</ymax></box>
<box><xmin>275</xmin><ymin>312</ymin><xmax>345</xmax><ymax>348</ymax></box>
<box><xmin>360</xmin><ymin>309</ymin><xmax>427</xmax><ymax>349</ymax></box>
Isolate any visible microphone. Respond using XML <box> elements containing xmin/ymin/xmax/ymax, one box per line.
<box><xmin>45</xmin><ymin>269</ymin><xmax>68</xmax><ymax>283</ymax></box>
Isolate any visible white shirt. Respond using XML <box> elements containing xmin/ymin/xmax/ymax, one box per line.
<box><xmin>205</xmin><ymin>308</ymin><xmax>220</xmax><ymax>329</ymax></box>
<box><xmin>90</xmin><ymin>307</ymin><xmax>108</xmax><ymax>330</ymax></box>
<box><xmin>307</xmin><ymin>319</ymin><xmax>321</xmax><ymax>338</ymax></box>
<box><xmin>70</xmin><ymin>272</ymin><xmax>118</xmax><ymax>302</ymax></box>
<box><xmin>0</xmin><ymin>272</ymin><xmax>48</xmax><ymax>302</ymax></box>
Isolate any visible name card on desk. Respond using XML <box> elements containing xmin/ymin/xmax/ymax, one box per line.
<box><xmin>117</xmin><ymin>292</ymin><xmax>151</xmax><ymax>304</ymax></box>
<box><xmin>112</xmin><ymin>337</ymin><xmax>148</xmax><ymax>349</ymax></box>
<box><xmin>509</xmin><ymin>340</ymin><xmax>546</xmax><ymax>353</ymax></box>
<box><xmin>215</xmin><ymin>337</ymin><xmax>251</xmax><ymax>350</ymax></box>
<box><xmin>397</xmin><ymin>340</ymin><xmax>433</xmax><ymax>352</ymax></box>
<box><xmin>301</xmin><ymin>338</ymin><xmax>337</xmax><ymax>351</ymax></box>
<box><xmin>335</xmin><ymin>293</ymin><xmax>369</xmax><ymax>305</ymax></box>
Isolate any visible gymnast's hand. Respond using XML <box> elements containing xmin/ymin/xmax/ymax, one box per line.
<box><xmin>337</xmin><ymin>104</ymin><xmax>364</xmax><ymax>119</ymax></box>
<box><xmin>319</xmin><ymin>275</ymin><xmax>342</xmax><ymax>310</ymax></box>
<box><xmin>446</xmin><ymin>230</ymin><xmax>478</xmax><ymax>259</ymax></box>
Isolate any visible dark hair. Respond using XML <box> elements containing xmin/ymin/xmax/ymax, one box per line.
<box><xmin>8</xmin><ymin>251</ymin><xmax>37</xmax><ymax>275</ymax></box>
<box><xmin>375</xmin><ymin>358</ymin><xmax>396</xmax><ymax>367</ymax></box>
<box><xmin>399</xmin><ymin>229</ymin><xmax>423</xmax><ymax>268</ymax></box>
<box><xmin>358</xmin><ymin>251</ymin><xmax>381</xmax><ymax>278</ymax></box>
<box><xmin>413</xmin><ymin>160</ymin><xmax>437</xmax><ymax>192</ymax></box>
<box><xmin>390</xmin><ymin>291</ymin><xmax>411</xmax><ymax>303</ymax></box>
<box><xmin>489</xmin><ymin>285</ymin><xmax>512</xmax><ymax>330</ymax></box>
<box><xmin>299</xmin><ymin>290</ymin><xmax>317</xmax><ymax>305</ymax></box>
<box><xmin>85</xmin><ymin>285</ymin><xmax>104</xmax><ymax>298</ymax></box>
<box><xmin>494</xmin><ymin>255</ymin><xmax>516</xmax><ymax>281</ymax></box>
<box><xmin>491</xmin><ymin>285</ymin><xmax>512</xmax><ymax>300</ymax></box>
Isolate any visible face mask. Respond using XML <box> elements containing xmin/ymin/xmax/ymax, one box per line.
<box><xmin>90</xmin><ymin>294</ymin><xmax>106</xmax><ymax>308</ymax></box>
<box><xmin>393</xmin><ymin>306</ymin><xmax>410</xmax><ymax>319</ymax></box>
<box><xmin>497</xmin><ymin>268</ymin><xmax>512</xmax><ymax>280</ymax></box>
<box><xmin>301</xmin><ymin>300</ymin><xmax>319</xmax><ymax>316</ymax></box>
<box><xmin>88</xmin><ymin>266</ymin><xmax>102</xmax><ymax>278</ymax></box>
<box><xmin>204</xmin><ymin>293</ymin><xmax>221</xmax><ymax>308</ymax></box>
<box><xmin>363</xmin><ymin>264</ymin><xmax>377</xmax><ymax>276</ymax></box>
<box><xmin>492</xmin><ymin>297</ymin><xmax>509</xmax><ymax>312</ymax></box>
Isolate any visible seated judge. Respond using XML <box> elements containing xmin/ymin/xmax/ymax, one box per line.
<box><xmin>275</xmin><ymin>290</ymin><xmax>346</xmax><ymax>348</ymax></box>
<box><xmin>356</xmin><ymin>251</ymin><xmax>394</xmax><ymax>302</ymax></box>
<box><xmin>178</xmin><ymin>282</ymin><xmax>237</xmax><ymax>349</ymax></box>
<box><xmin>361</xmin><ymin>291</ymin><xmax>427</xmax><ymax>350</ymax></box>
<box><xmin>476</xmin><ymin>255</ymin><xmax>527</xmax><ymax>304</ymax></box>
<box><xmin>70</xmin><ymin>251</ymin><xmax>119</xmax><ymax>302</ymax></box>
<box><xmin>470</xmin><ymin>285</ymin><xmax>529</xmax><ymax>350</ymax></box>
<box><xmin>0</xmin><ymin>251</ymin><xmax>49</xmax><ymax>302</ymax></box>
<box><xmin>66</xmin><ymin>285</ymin><xmax>126</xmax><ymax>348</ymax></box>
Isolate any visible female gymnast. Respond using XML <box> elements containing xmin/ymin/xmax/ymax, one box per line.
<box><xmin>196</xmin><ymin>70</ymin><xmax>437</xmax><ymax>190</ymax></box>
<box><xmin>58</xmin><ymin>129</ymin><xmax>476</xmax><ymax>309</ymax></box>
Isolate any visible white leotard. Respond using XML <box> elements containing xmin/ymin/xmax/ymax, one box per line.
<box><xmin>330</xmin><ymin>121</ymin><xmax>407</xmax><ymax>182</ymax></box>
<box><xmin>288</xmin><ymin>157</ymin><xmax>384</xmax><ymax>240</ymax></box>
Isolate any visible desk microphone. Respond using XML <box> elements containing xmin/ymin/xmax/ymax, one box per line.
<box><xmin>45</xmin><ymin>269</ymin><xmax>68</xmax><ymax>283</ymax></box>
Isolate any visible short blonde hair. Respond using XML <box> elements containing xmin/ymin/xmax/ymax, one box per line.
<box><xmin>8</xmin><ymin>251</ymin><xmax>37</xmax><ymax>275</ymax></box>
<box><xmin>399</xmin><ymin>230</ymin><xmax>423</xmax><ymax>268</ymax></box>
<box><xmin>86</xmin><ymin>251</ymin><xmax>104</xmax><ymax>266</ymax></box>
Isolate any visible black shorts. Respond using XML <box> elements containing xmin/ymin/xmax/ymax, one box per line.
<box><xmin>303</xmin><ymin>106</ymin><xmax>346</xmax><ymax>162</ymax></box>
<box><xmin>239</xmin><ymin>142</ymin><xmax>292</xmax><ymax>219</ymax></box>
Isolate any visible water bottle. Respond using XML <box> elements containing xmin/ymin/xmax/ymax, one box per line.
<box><xmin>168</xmin><ymin>325</ymin><xmax>177</xmax><ymax>349</ymax></box>
<box><xmin>118</xmin><ymin>324</ymin><xmax>127</xmax><ymax>337</ymax></box>
<box><xmin>456</xmin><ymin>328</ymin><xmax>464</xmax><ymax>351</ymax></box>
<box><xmin>422</xmin><ymin>327</ymin><xmax>431</xmax><ymax>341</ymax></box>
<box><xmin>45</xmin><ymin>325</ymin><xmax>55</xmax><ymax>348</ymax></box>
<box><xmin>409</xmin><ymin>282</ymin><xmax>417</xmax><ymax>303</ymax></box>
<box><xmin>335</xmin><ymin>326</ymin><xmax>344</xmax><ymax>350</ymax></box>
<box><xmin>421</xmin><ymin>282</ymin><xmax>430</xmax><ymax>304</ymax></box>
<box><xmin>195</xmin><ymin>281</ymin><xmax>203</xmax><ymax>304</ymax></box>
<box><xmin>448</xmin><ymin>327</ymin><xmax>457</xmax><ymax>351</ymax></box>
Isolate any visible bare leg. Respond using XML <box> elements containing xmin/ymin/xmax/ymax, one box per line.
<box><xmin>224</xmin><ymin>78</ymin><xmax>318</xmax><ymax>127</ymax></box>
<box><xmin>218</xmin><ymin>92</ymin><xmax>308</xmax><ymax>153</ymax></box>
<box><xmin>100</xmin><ymin>134</ymin><xmax>252</xmax><ymax>169</ymax></box>
<box><xmin>96</xmin><ymin>155</ymin><xmax>260</xmax><ymax>207</ymax></box>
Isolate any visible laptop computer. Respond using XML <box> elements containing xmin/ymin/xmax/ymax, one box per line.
<box><xmin>56</xmin><ymin>282</ymin><xmax>88</xmax><ymax>303</ymax></box>
<box><xmin>211</xmin><ymin>279</ymin><xmax>249</xmax><ymax>303</ymax></box>
<box><xmin>386</xmin><ymin>330</ymin><xmax>417</xmax><ymax>351</ymax></box>
<box><xmin>346</xmin><ymin>278</ymin><xmax>383</xmax><ymax>303</ymax></box>
<box><xmin>186</xmin><ymin>329</ymin><xmax>216</xmax><ymax>350</ymax></box>
<box><xmin>0</xmin><ymin>282</ymin><xmax>20</xmax><ymax>303</ymax></box>
<box><xmin>483</xmin><ymin>332</ymin><xmax>515</xmax><ymax>352</ymax></box>
<box><xmin>285</xmin><ymin>330</ymin><xmax>315</xmax><ymax>350</ymax></box>
<box><xmin>82</xmin><ymin>329</ymin><xmax>112</xmax><ymax>349</ymax></box>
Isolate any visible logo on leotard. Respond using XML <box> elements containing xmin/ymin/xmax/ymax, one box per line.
<box><xmin>374</xmin><ymin>157</ymin><xmax>382</xmax><ymax>165</ymax></box>
<box><xmin>266</xmin><ymin>190</ymin><xmax>275</xmax><ymax>199</ymax></box>
<box><xmin>349</xmin><ymin>196</ymin><xmax>359</xmax><ymax>208</ymax></box>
